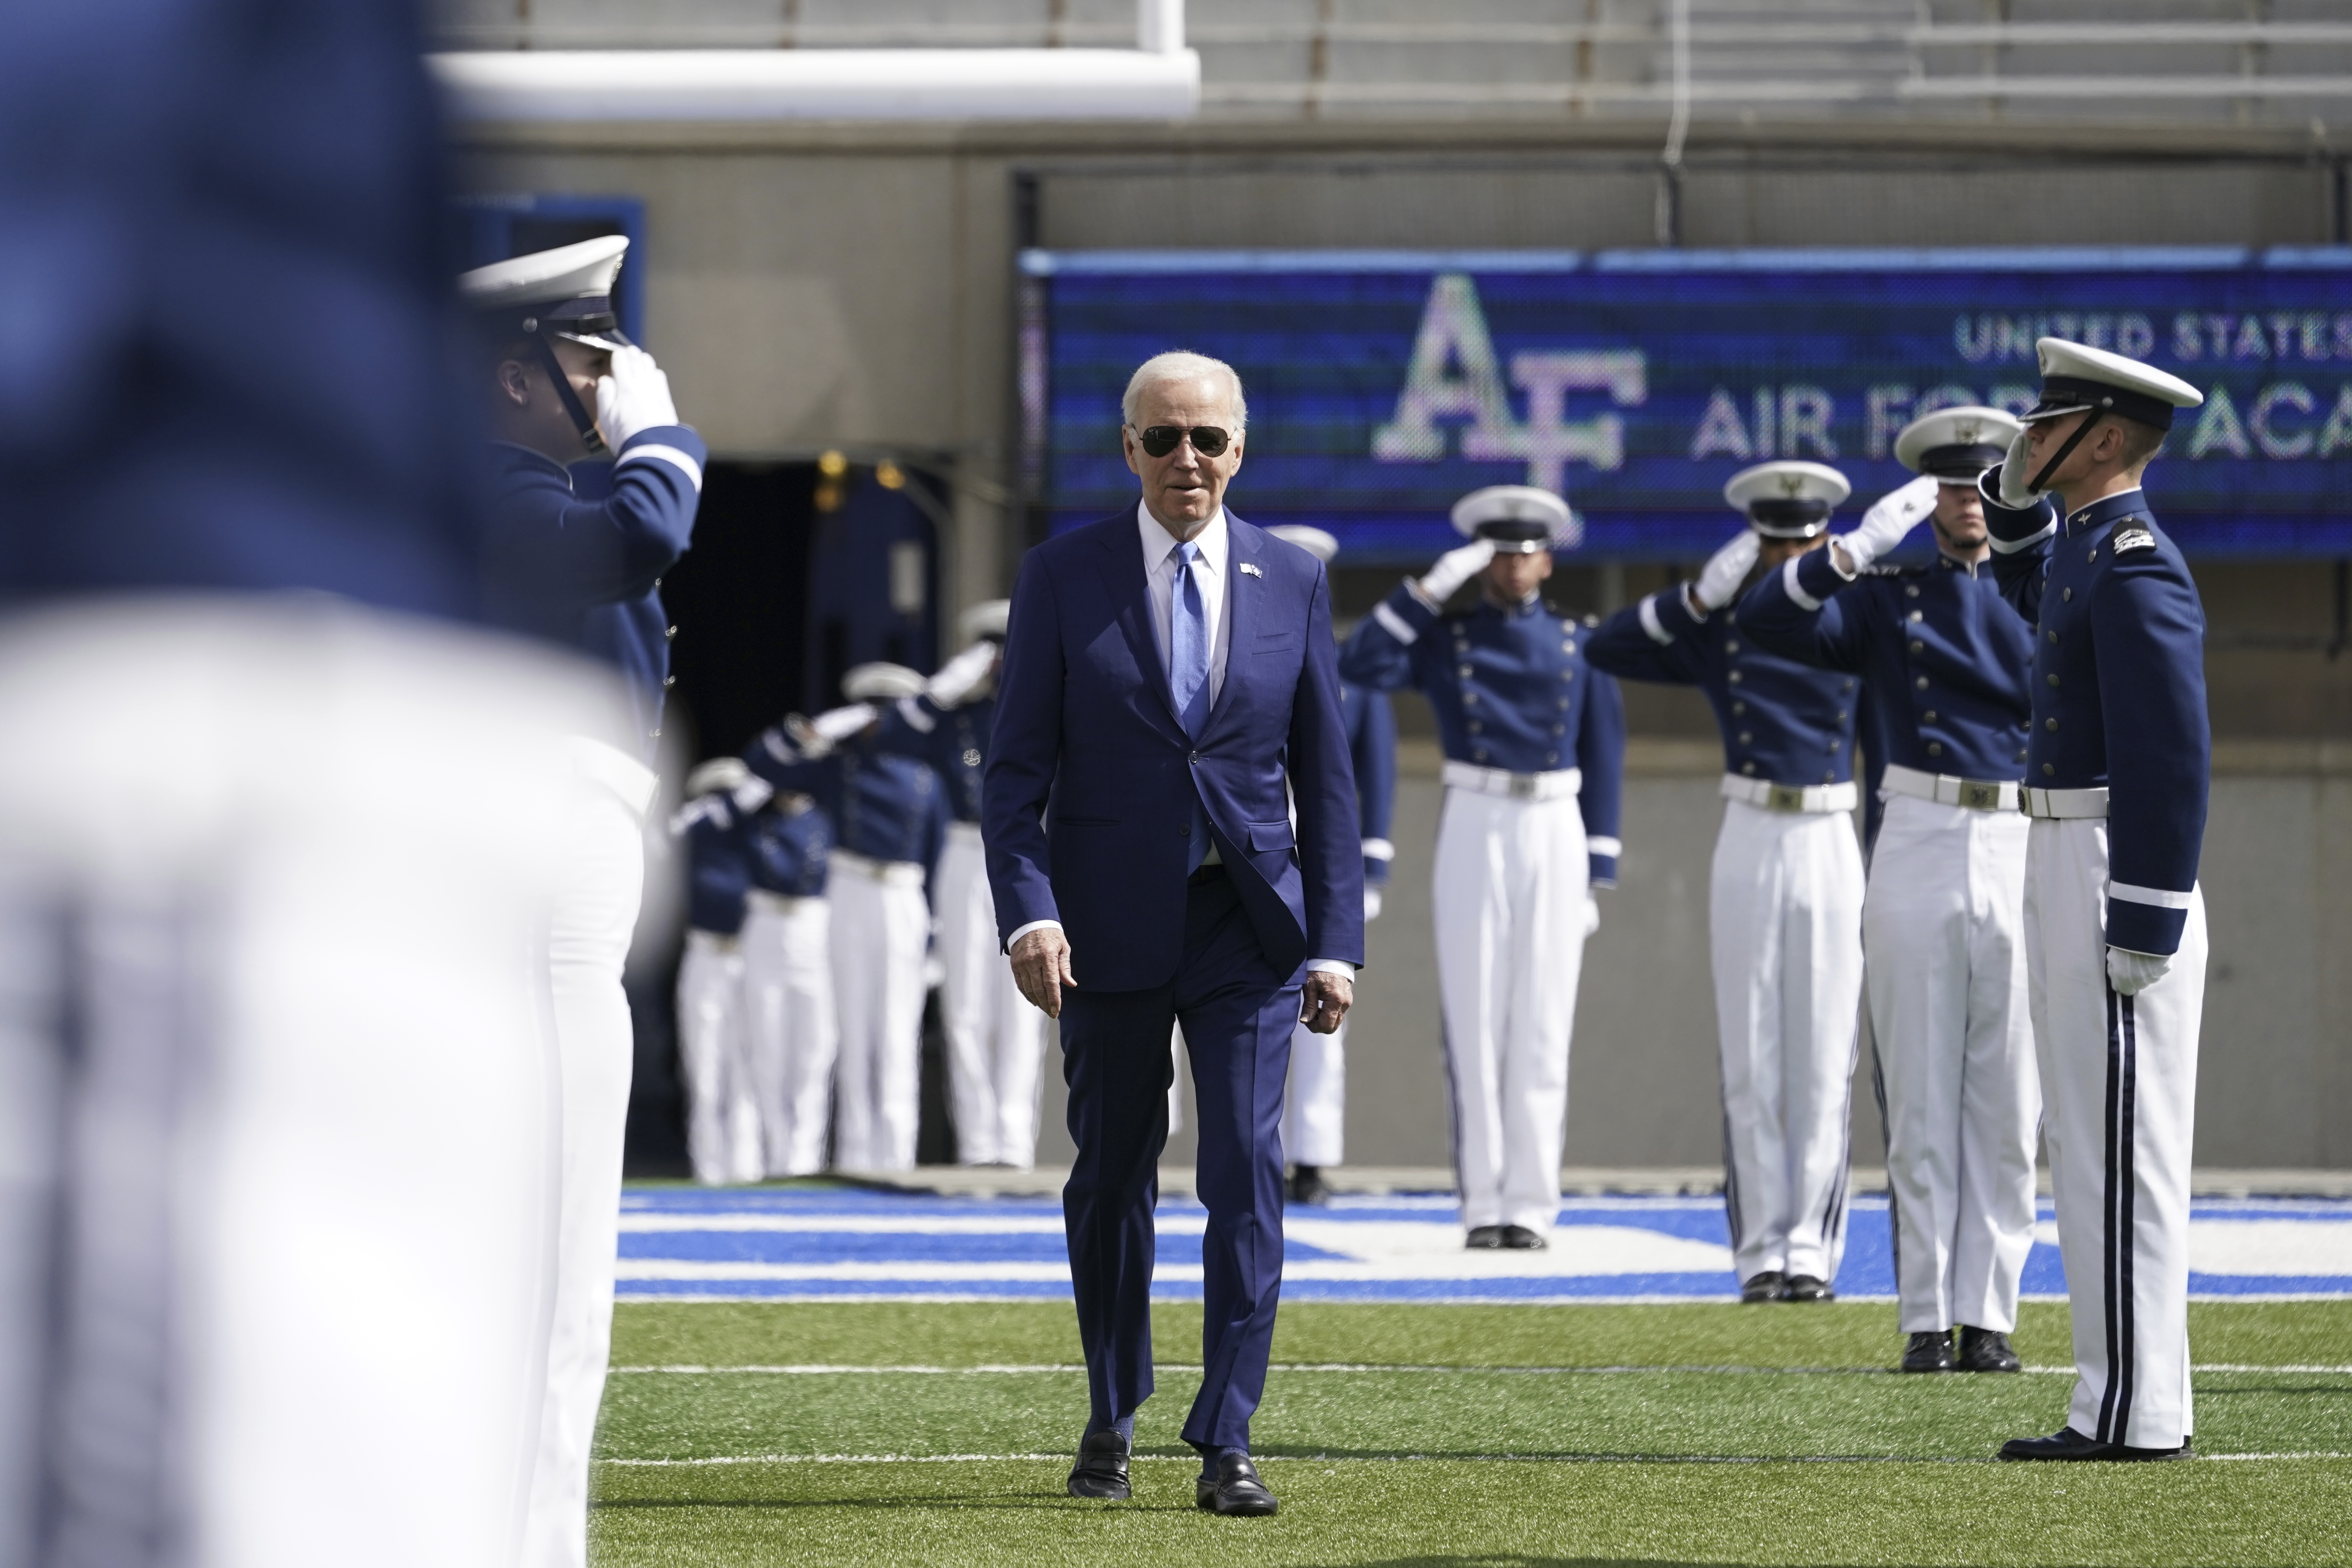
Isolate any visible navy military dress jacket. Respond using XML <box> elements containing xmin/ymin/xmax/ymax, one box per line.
<box><xmin>1738</xmin><ymin>546</ymin><xmax>2034</xmax><ymax>846</ymax></box>
<box><xmin>480</xmin><ymin>430</ymin><xmax>705</xmax><ymax>757</ymax></box>
<box><xmin>671</xmin><ymin>788</ymin><xmax>757</xmax><ymax>935</ymax></box>
<box><xmin>1341</xmin><ymin>584</ymin><xmax>1626</xmax><ymax>885</ymax></box>
<box><xmin>1343</xmin><ymin>683</ymin><xmax>1400</xmax><ymax>889</ymax></box>
<box><xmin>1982</xmin><ymin>480</ymin><xmax>2210</xmax><ymax>958</ymax></box>
<box><xmin>1586</xmin><ymin>578</ymin><xmax>1860</xmax><ymax>800</ymax></box>
<box><xmin>748</xmin><ymin>793</ymin><xmax>836</xmax><ymax>900</ymax></box>
<box><xmin>747</xmin><ymin>722</ymin><xmax>946</xmax><ymax>884</ymax></box>
<box><xmin>874</xmin><ymin>693</ymin><xmax>995</xmax><ymax>825</ymax></box>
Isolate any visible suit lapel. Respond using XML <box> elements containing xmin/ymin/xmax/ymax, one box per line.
<box><xmin>1093</xmin><ymin>513</ymin><xmax>1187</xmax><ymax>737</ymax></box>
<box><xmin>1204</xmin><ymin>512</ymin><xmax>1261</xmax><ymax>734</ymax></box>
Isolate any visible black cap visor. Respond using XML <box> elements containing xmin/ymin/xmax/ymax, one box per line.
<box><xmin>2024</xmin><ymin>375</ymin><xmax>2174</xmax><ymax>430</ymax></box>
<box><xmin>1919</xmin><ymin>442</ymin><xmax>2006</xmax><ymax>481</ymax></box>
<box><xmin>1474</xmin><ymin>518</ymin><xmax>1555</xmax><ymax>554</ymax></box>
<box><xmin>1746</xmin><ymin>499</ymin><xmax>1832</xmax><ymax>538</ymax></box>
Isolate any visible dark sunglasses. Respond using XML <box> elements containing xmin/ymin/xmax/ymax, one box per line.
<box><xmin>1129</xmin><ymin>423</ymin><xmax>1232</xmax><ymax>459</ymax></box>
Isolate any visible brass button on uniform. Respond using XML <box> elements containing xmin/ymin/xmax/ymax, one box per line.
<box><xmin>1909</xmin><ymin>640</ymin><xmax>1925</xmax><ymax>653</ymax></box>
<box><xmin>2047</xmin><ymin>630</ymin><xmax>2059</xmax><ymax>643</ymax></box>
<box><xmin>1923</xmin><ymin>710</ymin><xmax>1937</xmax><ymax>722</ymax></box>
<box><xmin>1741</xmin><ymin>761</ymin><xmax>1757</xmax><ymax>775</ymax></box>
<box><xmin>2045</xmin><ymin>717</ymin><xmax>2060</xmax><ymax>731</ymax></box>
<box><xmin>1915</xmin><ymin>676</ymin><xmax>1929</xmax><ymax>691</ymax></box>
<box><xmin>2043</xmin><ymin>763</ymin><xmax>2056</xmax><ymax>777</ymax></box>
<box><xmin>1732</xmin><ymin>701</ymin><xmax>1747</xmax><ymax>715</ymax></box>
<box><xmin>1725</xmin><ymin>640</ymin><xmax>1740</xmax><ymax>653</ymax></box>
<box><xmin>2047</xmin><ymin>674</ymin><xmax>2060</xmax><ymax>687</ymax></box>
<box><xmin>1728</xmin><ymin>671</ymin><xmax>1743</xmax><ymax>684</ymax></box>
<box><xmin>1739</xmin><ymin>731</ymin><xmax>1753</xmax><ymax>744</ymax></box>
<box><xmin>1908</xmin><ymin>610</ymin><xmax>1924</xmax><ymax>623</ymax></box>
<box><xmin>1905</xmin><ymin>584</ymin><xmax>1921</xmax><ymax>598</ymax></box>
<box><xmin>1927</xmin><ymin>742</ymin><xmax>1944</xmax><ymax>757</ymax></box>
<box><xmin>2063</xmin><ymin>587</ymin><xmax>2074</xmax><ymax>601</ymax></box>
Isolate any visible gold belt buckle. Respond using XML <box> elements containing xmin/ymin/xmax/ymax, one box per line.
<box><xmin>1509</xmin><ymin>773</ymin><xmax>1540</xmax><ymax>800</ymax></box>
<box><xmin>1958</xmin><ymin>780</ymin><xmax>2001</xmax><ymax>811</ymax></box>
<box><xmin>1767</xmin><ymin>783</ymin><xmax>1806</xmax><ymax>813</ymax></box>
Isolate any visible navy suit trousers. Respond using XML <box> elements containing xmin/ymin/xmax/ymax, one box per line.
<box><xmin>1059</xmin><ymin>867</ymin><xmax>1299</xmax><ymax>1450</ymax></box>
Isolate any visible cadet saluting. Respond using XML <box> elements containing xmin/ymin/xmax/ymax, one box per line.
<box><xmin>1342</xmin><ymin>487</ymin><xmax>1624</xmax><ymax>1250</ymax></box>
<box><xmin>1739</xmin><ymin>410</ymin><xmax>2038</xmax><ymax>1374</ymax></box>
<box><xmin>1587</xmin><ymin>463</ymin><xmax>1863</xmax><ymax>1303</ymax></box>
<box><xmin>670</xmin><ymin>758</ymin><xmax>766</xmax><ymax>1187</ymax></box>
<box><xmin>1976</xmin><ymin>340</ymin><xmax>2210</xmax><ymax>1464</ymax></box>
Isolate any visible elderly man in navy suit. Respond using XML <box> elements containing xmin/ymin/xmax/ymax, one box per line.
<box><xmin>984</xmin><ymin>351</ymin><xmax>1365</xmax><ymax>1517</ymax></box>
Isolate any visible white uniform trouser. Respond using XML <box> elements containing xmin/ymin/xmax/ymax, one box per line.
<box><xmin>1435</xmin><ymin>787</ymin><xmax>1592</xmax><ymax>1236</ymax></box>
<box><xmin>1865</xmin><ymin>794</ymin><xmax>2039</xmax><ymax>1333</ymax></box>
<box><xmin>1712</xmin><ymin>799</ymin><xmax>1866</xmax><ymax>1284</ymax></box>
<box><xmin>935</xmin><ymin>823</ymin><xmax>1046</xmax><ymax>1167</ymax></box>
<box><xmin>675</xmin><ymin>929</ymin><xmax>761</xmax><ymax>1185</ymax></box>
<box><xmin>828</xmin><ymin>853</ymin><xmax>930</xmax><ymax>1171</ymax></box>
<box><xmin>524</xmin><ymin>753</ymin><xmax>650</xmax><ymax>1568</ymax></box>
<box><xmin>2029</xmin><ymin>817</ymin><xmax>2206</xmax><ymax>1450</ymax></box>
<box><xmin>1283</xmin><ymin>1014</ymin><xmax>1349</xmax><ymax>1169</ymax></box>
<box><xmin>0</xmin><ymin>599</ymin><xmax>603</xmax><ymax>1568</ymax></box>
<box><xmin>740</xmin><ymin>891</ymin><xmax>837</xmax><ymax>1176</ymax></box>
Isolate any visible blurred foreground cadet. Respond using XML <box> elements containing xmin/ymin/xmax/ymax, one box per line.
<box><xmin>871</xmin><ymin>602</ymin><xmax>1047</xmax><ymax>1167</ymax></box>
<box><xmin>1267</xmin><ymin>527</ymin><xmax>1397</xmax><ymax>1207</ymax></box>
<box><xmin>463</xmin><ymin>234</ymin><xmax>706</xmax><ymax>1567</ymax></box>
<box><xmin>1587</xmin><ymin>463</ymin><xmax>1864</xmax><ymax>1306</ymax></box>
<box><xmin>984</xmin><ymin>352</ymin><xmax>1364</xmax><ymax>1516</ymax></box>
<box><xmin>748</xmin><ymin>667</ymin><xmax>945</xmax><ymax>1172</ymax></box>
<box><xmin>0</xmin><ymin>2</ymin><xmax>622</xmax><ymax>1564</ymax></box>
<box><xmin>1976</xmin><ymin>342</ymin><xmax>2209</xmax><ymax>1464</ymax></box>
<box><xmin>741</xmin><ymin>769</ymin><xmax>838</xmax><ymax>1176</ymax></box>
<box><xmin>1738</xmin><ymin>410</ymin><xmax>2038</xmax><ymax>1374</ymax></box>
<box><xmin>1339</xmin><ymin>492</ymin><xmax>1621</xmax><ymax>1245</ymax></box>
<box><xmin>670</xmin><ymin>759</ymin><xmax>764</xmax><ymax>1185</ymax></box>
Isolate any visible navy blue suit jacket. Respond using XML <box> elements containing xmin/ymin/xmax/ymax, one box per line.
<box><xmin>982</xmin><ymin>510</ymin><xmax>1366</xmax><ymax>994</ymax></box>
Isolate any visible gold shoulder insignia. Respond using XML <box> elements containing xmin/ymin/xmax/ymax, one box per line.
<box><xmin>2112</xmin><ymin>527</ymin><xmax>2156</xmax><ymax>554</ymax></box>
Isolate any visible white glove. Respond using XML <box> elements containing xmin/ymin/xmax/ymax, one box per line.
<box><xmin>1583</xmin><ymin>897</ymin><xmax>1601</xmax><ymax>938</ymax></box>
<box><xmin>594</xmin><ymin>345</ymin><xmax>680</xmax><ymax>452</ymax></box>
<box><xmin>2106</xmin><ymin>946</ymin><xmax>2171</xmax><ymax>996</ymax></box>
<box><xmin>809</xmin><ymin>702</ymin><xmax>877</xmax><ymax>742</ymax></box>
<box><xmin>1837</xmin><ymin>475</ymin><xmax>1938</xmax><ymax>575</ymax></box>
<box><xmin>927</xmin><ymin>641</ymin><xmax>998</xmax><ymax>708</ymax></box>
<box><xmin>1417</xmin><ymin>539</ymin><xmax>1496</xmax><ymax>604</ymax></box>
<box><xmin>1691</xmin><ymin>530</ymin><xmax>1761</xmax><ymax>612</ymax></box>
<box><xmin>1364</xmin><ymin>885</ymin><xmax>1385</xmax><ymax>923</ymax></box>
<box><xmin>1995</xmin><ymin>428</ymin><xmax>2043</xmax><ymax>509</ymax></box>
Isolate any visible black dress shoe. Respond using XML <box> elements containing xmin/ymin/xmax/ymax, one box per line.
<box><xmin>1998</xmin><ymin>1427</ymin><xmax>2193</xmax><ymax>1463</ymax></box>
<box><xmin>1499</xmin><ymin>1224</ymin><xmax>1548</xmax><ymax>1250</ymax></box>
<box><xmin>1956</xmin><ymin>1325</ymin><xmax>2021</xmax><ymax>1372</ymax></box>
<box><xmin>1067</xmin><ymin>1429</ymin><xmax>1131</xmax><ymax>1499</ymax></box>
<box><xmin>1196</xmin><ymin>1452</ymin><xmax>1278</xmax><ymax>1516</ymax></box>
<box><xmin>1900</xmin><ymin>1330</ymin><xmax>1955</xmax><ymax>1373</ymax></box>
<box><xmin>1466</xmin><ymin>1225</ymin><xmax>1506</xmax><ymax>1249</ymax></box>
<box><xmin>1783</xmin><ymin>1274</ymin><xmax>1834</xmax><ymax>1302</ymax></box>
<box><xmin>1740</xmin><ymin>1270</ymin><xmax>1788</xmax><ymax>1303</ymax></box>
<box><xmin>1287</xmin><ymin>1165</ymin><xmax>1332</xmax><ymax>1205</ymax></box>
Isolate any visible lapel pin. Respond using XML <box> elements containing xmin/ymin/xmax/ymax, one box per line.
<box><xmin>1239</xmin><ymin>561</ymin><xmax>1263</xmax><ymax>577</ymax></box>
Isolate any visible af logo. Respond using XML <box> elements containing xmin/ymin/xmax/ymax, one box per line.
<box><xmin>1954</xmin><ymin>417</ymin><xmax>1984</xmax><ymax>445</ymax></box>
<box><xmin>1777</xmin><ymin>472</ymin><xmax>1808</xmax><ymax>499</ymax></box>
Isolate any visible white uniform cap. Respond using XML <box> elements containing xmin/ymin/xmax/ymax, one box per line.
<box><xmin>2025</xmin><ymin>338</ymin><xmax>2203</xmax><ymax>430</ymax></box>
<box><xmin>1265</xmin><ymin>525</ymin><xmax>1339</xmax><ymax>564</ymax></box>
<box><xmin>842</xmin><ymin>662</ymin><xmax>927</xmax><ymax>702</ymax></box>
<box><xmin>1894</xmin><ymin>406</ymin><xmax>2024</xmax><ymax>484</ymax></box>
<box><xmin>685</xmin><ymin>757</ymin><xmax>749</xmax><ymax>799</ymax></box>
<box><xmin>457</xmin><ymin>235</ymin><xmax>631</xmax><ymax>349</ymax></box>
<box><xmin>958</xmin><ymin>599</ymin><xmax>1012</xmax><ymax>642</ymax></box>
<box><xmin>1724</xmin><ymin>461</ymin><xmax>1851</xmax><ymax>539</ymax></box>
<box><xmin>1449</xmin><ymin>485</ymin><xmax>1579</xmax><ymax>553</ymax></box>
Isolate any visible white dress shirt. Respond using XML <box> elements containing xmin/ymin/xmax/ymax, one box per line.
<box><xmin>1006</xmin><ymin>500</ymin><xmax>1352</xmax><ymax>978</ymax></box>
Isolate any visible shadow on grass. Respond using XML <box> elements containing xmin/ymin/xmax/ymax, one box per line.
<box><xmin>593</xmin><ymin>1493</ymin><xmax>1198</xmax><ymax>1514</ymax></box>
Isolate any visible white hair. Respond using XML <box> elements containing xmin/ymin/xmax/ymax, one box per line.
<box><xmin>1121</xmin><ymin>351</ymin><xmax>1247</xmax><ymax>431</ymax></box>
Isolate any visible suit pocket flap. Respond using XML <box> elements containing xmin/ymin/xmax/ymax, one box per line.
<box><xmin>1246</xmin><ymin>819</ymin><xmax>1296</xmax><ymax>852</ymax></box>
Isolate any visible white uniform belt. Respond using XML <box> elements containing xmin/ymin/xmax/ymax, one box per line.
<box><xmin>1442</xmin><ymin>760</ymin><xmax>1583</xmax><ymax>801</ymax></box>
<box><xmin>564</xmin><ymin>735</ymin><xmax>657</xmax><ymax>818</ymax></box>
<box><xmin>1880</xmin><ymin>763</ymin><xmax>2022</xmax><ymax>813</ymax></box>
<box><xmin>1720</xmin><ymin>774</ymin><xmax>1858</xmax><ymax>814</ymax></box>
<box><xmin>685</xmin><ymin>927</ymin><xmax>744</xmax><ymax>951</ymax></box>
<box><xmin>945</xmin><ymin>819</ymin><xmax>985</xmax><ymax>846</ymax></box>
<box><xmin>746</xmin><ymin>888</ymin><xmax>822</xmax><ymax>914</ymax></box>
<box><xmin>830</xmin><ymin>848</ymin><xmax>927</xmax><ymax>886</ymax></box>
<box><xmin>2024</xmin><ymin>785</ymin><xmax>2110</xmax><ymax>819</ymax></box>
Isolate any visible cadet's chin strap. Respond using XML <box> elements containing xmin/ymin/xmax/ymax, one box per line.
<box><xmin>524</xmin><ymin>322</ymin><xmax>608</xmax><ymax>456</ymax></box>
<box><xmin>2027</xmin><ymin>394</ymin><xmax>2113</xmax><ymax>495</ymax></box>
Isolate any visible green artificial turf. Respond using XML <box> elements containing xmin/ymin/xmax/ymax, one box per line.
<box><xmin>591</xmin><ymin>1300</ymin><xmax>2352</xmax><ymax>1567</ymax></box>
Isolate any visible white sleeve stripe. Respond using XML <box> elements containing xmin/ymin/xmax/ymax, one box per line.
<box><xmin>619</xmin><ymin>443</ymin><xmax>705</xmax><ymax>492</ymax></box>
<box><xmin>1989</xmin><ymin>521</ymin><xmax>2055</xmax><ymax>555</ymax></box>
<box><xmin>896</xmin><ymin>696</ymin><xmax>936</xmax><ymax>734</ymax></box>
<box><xmin>1587</xmin><ymin>836</ymin><xmax>1622</xmax><ymax>857</ymax></box>
<box><xmin>1781</xmin><ymin>556</ymin><xmax>1823</xmax><ymax>612</ymax></box>
<box><xmin>1372</xmin><ymin>601</ymin><xmax>1420</xmax><ymax>646</ymax></box>
<box><xmin>2110</xmin><ymin>880</ymin><xmax>2195</xmax><ymax>909</ymax></box>
<box><xmin>1361</xmin><ymin>838</ymin><xmax>1396</xmax><ymax>860</ymax></box>
<box><xmin>1637</xmin><ymin>593</ymin><xmax>1673</xmax><ymax>645</ymax></box>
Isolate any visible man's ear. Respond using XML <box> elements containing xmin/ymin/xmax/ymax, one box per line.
<box><xmin>495</xmin><ymin>358</ymin><xmax>533</xmax><ymax>409</ymax></box>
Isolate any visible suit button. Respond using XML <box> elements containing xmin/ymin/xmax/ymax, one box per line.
<box><xmin>2043</xmin><ymin>763</ymin><xmax>2056</xmax><ymax>777</ymax></box>
<box><xmin>1927</xmin><ymin>741</ymin><xmax>1943</xmax><ymax>757</ymax></box>
<box><xmin>1177</xmin><ymin>824</ymin><xmax>1190</xmax><ymax>837</ymax></box>
<box><xmin>1188</xmin><ymin>750</ymin><xmax>1200</xmax><ymax>763</ymax></box>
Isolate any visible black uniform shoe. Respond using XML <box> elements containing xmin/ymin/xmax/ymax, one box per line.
<box><xmin>1740</xmin><ymin>1270</ymin><xmax>1788</xmax><ymax>1303</ymax></box>
<box><xmin>1466</xmin><ymin>1225</ymin><xmax>1507</xmax><ymax>1249</ymax></box>
<box><xmin>1196</xmin><ymin>1452</ymin><xmax>1279</xmax><ymax>1516</ymax></box>
<box><xmin>1287</xmin><ymin>1165</ymin><xmax>1332</xmax><ymax>1205</ymax></box>
<box><xmin>1998</xmin><ymin>1427</ymin><xmax>2193</xmax><ymax>1463</ymax></box>
<box><xmin>1067</xmin><ymin>1429</ymin><xmax>1131</xmax><ymax>1499</ymax></box>
<box><xmin>1956</xmin><ymin>1325</ymin><xmax>2021</xmax><ymax>1372</ymax></box>
<box><xmin>1901</xmin><ymin>1330</ymin><xmax>1955</xmax><ymax>1372</ymax></box>
<box><xmin>1783</xmin><ymin>1274</ymin><xmax>1835</xmax><ymax>1302</ymax></box>
<box><xmin>1499</xmin><ymin>1224</ymin><xmax>1548</xmax><ymax>1250</ymax></box>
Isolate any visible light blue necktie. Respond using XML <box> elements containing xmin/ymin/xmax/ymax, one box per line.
<box><xmin>1170</xmin><ymin>541</ymin><xmax>1213</xmax><ymax>870</ymax></box>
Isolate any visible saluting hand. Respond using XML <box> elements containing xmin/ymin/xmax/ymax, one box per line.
<box><xmin>1011</xmin><ymin>926</ymin><xmax>1077</xmax><ymax>1019</ymax></box>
